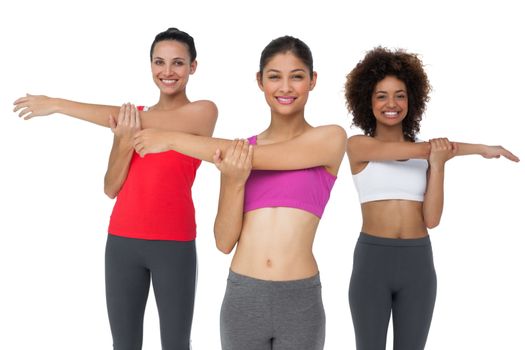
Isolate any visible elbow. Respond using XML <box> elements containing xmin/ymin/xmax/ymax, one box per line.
<box><xmin>104</xmin><ymin>189</ymin><xmax>117</xmax><ymax>199</ymax></box>
<box><xmin>104</xmin><ymin>183</ymin><xmax>118</xmax><ymax>199</ymax></box>
<box><xmin>215</xmin><ymin>239</ymin><xmax>234</xmax><ymax>254</ymax></box>
<box><xmin>425</xmin><ymin>218</ymin><xmax>441</xmax><ymax>229</ymax></box>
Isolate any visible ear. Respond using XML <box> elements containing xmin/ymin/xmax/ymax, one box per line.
<box><xmin>190</xmin><ymin>60</ymin><xmax>198</xmax><ymax>75</ymax></box>
<box><xmin>309</xmin><ymin>71</ymin><xmax>318</xmax><ymax>91</ymax></box>
<box><xmin>256</xmin><ymin>72</ymin><xmax>264</xmax><ymax>91</ymax></box>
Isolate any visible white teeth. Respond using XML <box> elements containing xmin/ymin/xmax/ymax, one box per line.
<box><xmin>384</xmin><ymin>112</ymin><xmax>398</xmax><ymax>118</ymax></box>
<box><xmin>277</xmin><ymin>97</ymin><xmax>294</xmax><ymax>104</ymax></box>
<box><xmin>162</xmin><ymin>79</ymin><xmax>176</xmax><ymax>83</ymax></box>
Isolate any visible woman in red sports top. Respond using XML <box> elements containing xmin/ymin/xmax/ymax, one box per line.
<box><xmin>13</xmin><ymin>28</ymin><xmax>217</xmax><ymax>350</ymax></box>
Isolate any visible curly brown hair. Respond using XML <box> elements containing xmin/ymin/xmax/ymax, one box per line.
<box><xmin>345</xmin><ymin>47</ymin><xmax>431</xmax><ymax>141</ymax></box>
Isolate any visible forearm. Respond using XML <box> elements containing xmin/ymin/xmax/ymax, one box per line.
<box><xmin>422</xmin><ymin>165</ymin><xmax>445</xmax><ymax>228</ymax></box>
<box><xmin>167</xmin><ymin>132</ymin><xmax>232</xmax><ymax>162</ymax></box>
<box><xmin>213</xmin><ymin>179</ymin><xmax>245</xmax><ymax>254</ymax></box>
<box><xmin>54</xmin><ymin>98</ymin><xmax>118</xmax><ymax>127</ymax></box>
<box><xmin>454</xmin><ymin>142</ymin><xmax>486</xmax><ymax>156</ymax></box>
<box><xmin>104</xmin><ymin>139</ymin><xmax>134</xmax><ymax>198</ymax></box>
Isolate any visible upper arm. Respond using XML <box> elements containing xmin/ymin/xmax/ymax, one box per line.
<box><xmin>347</xmin><ymin>135</ymin><xmax>430</xmax><ymax>163</ymax></box>
<box><xmin>140</xmin><ymin>100</ymin><xmax>218</xmax><ymax>136</ymax></box>
<box><xmin>252</xmin><ymin>125</ymin><xmax>347</xmax><ymax>175</ymax></box>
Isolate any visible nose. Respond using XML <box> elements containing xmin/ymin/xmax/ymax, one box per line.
<box><xmin>164</xmin><ymin>64</ymin><xmax>174</xmax><ymax>76</ymax></box>
<box><xmin>279</xmin><ymin>78</ymin><xmax>292</xmax><ymax>93</ymax></box>
<box><xmin>387</xmin><ymin>96</ymin><xmax>396</xmax><ymax>108</ymax></box>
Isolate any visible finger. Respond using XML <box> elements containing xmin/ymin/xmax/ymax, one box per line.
<box><xmin>225</xmin><ymin>139</ymin><xmax>238</xmax><ymax>160</ymax></box>
<box><xmin>213</xmin><ymin>149</ymin><xmax>222</xmax><ymax>169</ymax></box>
<box><xmin>502</xmin><ymin>149</ymin><xmax>520</xmax><ymax>162</ymax></box>
<box><xmin>109</xmin><ymin>114</ymin><xmax>117</xmax><ymax>131</ymax></box>
<box><xmin>17</xmin><ymin>107</ymin><xmax>30</xmax><ymax>118</ymax></box>
<box><xmin>23</xmin><ymin>112</ymin><xmax>34</xmax><ymax>120</ymax></box>
<box><xmin>129</xmin><ymin>104</ymin><xmax>137</xmax><ymax>128</ymax></box>
<box><xmin>246</xmin><ymin>144</ymin><xmax>254</xmax><ymax>166</ymax></box>
<box><xmin>13</xmin><ymin>101</ymin><xmax>29</xmax><ymax>112</ymax></box>
<box><xmin>134</xmin><ymin>105</ymin><xmax>142</xmax><ymax>129</ymax></box>
<box><xmin>123</xmin><ymin>103</ymin><xmax>131</xmax><ymax>126</ymax></box>
<box><xmin>117</xmin><ymin>104</ymin><xmax>126</xmax><ymax>125</ymax></box>
<box><xmin>13</xmin><ymin>96</ymin><xmax>29</xmax><ymax>105</ymax></box>
<box><xmin>239</xmin><ymin>139</ymin><xmax>250</xmax><ymax>163</ymax></box>
<box><xmin>451</xmin><ymin>142</ymin><xmax>459</xmax><ymax>155</ymax></box>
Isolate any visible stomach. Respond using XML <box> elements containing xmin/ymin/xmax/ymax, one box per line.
<box><xmin>230</xmin><ymin>207</ymin><xmax>320</xmax><ymax>281</ymax></box>
<box><xmin>360</xmin><ymin>200</ymin><xmax>429</xmax><ymax>239</ymax></box>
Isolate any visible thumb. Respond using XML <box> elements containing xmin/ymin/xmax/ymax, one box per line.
<box><xmin>109</xmin><ymin>114</ymin><xmax>117</xmax><ymax>131</ymax></box>
<box><xmin>213</xmin><ymin>148</ymin><xmax>222</xmax><ymax>169</ymax></box>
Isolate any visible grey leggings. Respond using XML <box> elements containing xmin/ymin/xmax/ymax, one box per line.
<box><xmin>349</xmin><ymin>232</ymin><xmax>437</xmax><ymax>350</ymax></box>
<box><xmin>220</xmin><ymin>270</ymin><xmax>325</xmax><ymax>350</ymax></box>
<box><xmin>105</xmin><ymin>234</ymin><xmax>196</xmax><ymax>350</ymax></box>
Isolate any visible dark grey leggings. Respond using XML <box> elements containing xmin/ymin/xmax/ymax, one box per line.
<box><xmin>105</xmin><ymin>234</ymin><xmax>196</xmax><ymax>350</ymax></box>
<box><xmin>349</xmin><ymin>232</ymin><xmax>437</xmax><ymax>350</ymax></box>
<box><xmin>220</xmin><ymin>270</ymin><xmax>325</xmax><ymax>350</ymax></box>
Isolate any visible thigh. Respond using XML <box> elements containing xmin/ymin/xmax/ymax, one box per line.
<box><xmin>105</xmin><ymin>235</ymin><xmax>150</xmax><ymax>350</ymax></box>
<box><xmin>393</xmin><ymin>246</ymin><xmax>437</xmax><ymax>350</ymax></box>
<box><xmin>220</xmin><ymin>277</ymin><xmax>272</xmax><ymax>350</ymax></box>
<box><xmin>349</xmin><ymin>242</ymin><xmax>392</xmax><ymax>350</ymax></box>
<box><xmin>149</xmin><ymin>240</ymin><xmax>197</xmax><ymax>350</ymax></box>
<box><xmin>272</xmin><ymin>283</ymin><xmax>325</xmax><ymax>350</ymax></box>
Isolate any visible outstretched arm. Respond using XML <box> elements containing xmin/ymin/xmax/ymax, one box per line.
<box><xmin>13</xmin><ymin>94</ymin><xmax>218</xmax><ymax>136</ymax></box>
<box><xmin>213</xmin><ymin>140</ymin><xmax>253</xmax><ymax>254</ymax></box>
<box><xmin>423</xmin><ymin>138</ymin><xmax>458</xmax><ymax>228</ymax></box>
<box><xmin>104</xmin><ymin>104</ymin><xmax>141</xmax><ymax>199</ymax></box>
<box><xmin>134</xmin><ymin>120</ymin><xmax>347</xmax><ymax>174</ymax></box>
<box><xmin>346</xmin><ymin>135</ymin><xmax>519</xmax><ymax>173</ymax></box>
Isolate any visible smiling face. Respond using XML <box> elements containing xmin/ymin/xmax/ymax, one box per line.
<box><xmin>371</xmin><ymin>75</ymin><xmax>408</xmax><ymax>127</ymax></box>
<box><xmin>150</xmin><ymin>40</ymin><xmax>196</xmax><ymax>96</ymax></box>
<box><xmin>257</xmin><ymin>51</ymin><xmax>316</xmax><ymax>116</ymax></box>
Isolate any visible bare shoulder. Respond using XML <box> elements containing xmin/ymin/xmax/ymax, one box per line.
<box><xmin>347</xmin><ymin>134</ymin><xmax>372</xmax><ymax>149</ymax></box>
<box><xmin>311</xmin><ymin>124</ymin><xmax>347</xmax><ymax>144</ymax></box>
<box><xmin>185</xmin><ymin>100</ymin><xmax>218</xmax><ymax>118</ymax></box>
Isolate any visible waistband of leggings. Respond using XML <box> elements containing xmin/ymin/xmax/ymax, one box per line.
<box><xmin>358</xmin><ymin>232</ymin><xmax>431</xmax><ymax>247</ymax></box>
<box><xmin>227</xmin><ymin>269</ymin><xmax>321</xmax><ymax>290</ymax></box>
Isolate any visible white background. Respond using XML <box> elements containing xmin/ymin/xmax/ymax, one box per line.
<box><xmin>1</xmin><ymin>0</ymin><xmax>524</xmax><ymax>349</ymax></box>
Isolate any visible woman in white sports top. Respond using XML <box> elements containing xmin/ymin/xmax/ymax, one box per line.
<box><xmin>344</xmin><ymin>47</ymin><xmax>519</xmax><ymax>350</ymax></box>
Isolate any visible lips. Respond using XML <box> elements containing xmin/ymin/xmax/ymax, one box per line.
<box><xmin>276</xmin><ymin>96</ymin><xmax>296</xmax><ymax>105</ymax></box>
<box><xmin>383</xmin><ymin>111</ymin><xmax>399</xmax><ymax>119</ymax></box>
<box><xmin>160</xmin><ymin>79</ymin><xmax>178</xmax><ymax>86</ymax></box>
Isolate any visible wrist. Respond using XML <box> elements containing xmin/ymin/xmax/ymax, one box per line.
<box><xmin>53</xmin><ymin>97</ymin><xmax>64</xmax><ymax>114</ymax></box>
<box><xmin>429</xmin><ymin>162</ymin><xmax>445</xmax><ymax>172</ymax></box>
<box><xmin>220</xmin><ymin>175</ymin><xmax>247</xmax><ymax>188</ymax></box>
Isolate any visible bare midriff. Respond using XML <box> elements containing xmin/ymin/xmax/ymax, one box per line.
<box><xmin>230</xmin><ymin>207</ymin><xmax>320</xmax><ymax>281</ymax></box>
<box><xmin>361</xmin><ymin>200</ymin><xmax>428</xmax><ymax>239</ymax></box>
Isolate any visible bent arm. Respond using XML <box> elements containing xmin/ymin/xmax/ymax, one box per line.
<box><xmin>213</xmin><ymin>140</ymin><xmax>253</xmax><ymax>254</ymax></box>
<box><xmin>422</xmin><ymin>139</ymin><xmax>457</xmax><ymax>228</ymax></box>
<box><xmin>104</xmin><ymin>138</ymin><xmax>134</xmax><ymax>199</ymax></box>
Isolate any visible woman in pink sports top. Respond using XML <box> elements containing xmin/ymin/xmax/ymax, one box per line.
<box><xmin>132</xmin><ymin>36</ymin><xmax>347</xmax><ymax>350</ymax></box>
<box><xmin>13</xmin><ymin>28</ymin><xmax>217</xmax><ymax>349</ymax></box>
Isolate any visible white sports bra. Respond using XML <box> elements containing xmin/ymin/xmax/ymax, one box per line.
<box><xmin>352</xmin><ymin>157</ymin><xmax>428</xmax><ymax>204</ymax></box>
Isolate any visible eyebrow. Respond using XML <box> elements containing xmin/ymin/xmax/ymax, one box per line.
<box><xmin>153</xmin><ymin>56</ymin><xmax>187</xmax><ymax>61</ymax></box>
<box><xmin>266</xmin><ymin>68</ymin><xmax>307</xmax><ymax>74</ymax></box>
<box><xmin>375</xmin><ymin>89</ymin><xmax>406</xmax><ymax>94</ymax></box>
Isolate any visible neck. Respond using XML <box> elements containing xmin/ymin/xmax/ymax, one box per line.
<box><xmin>374</xmin><ymin>123</ymin><xmax>406</xmax><ymax>142</ymax></box>
<box><xmin>262</xmin><ymin>110</ymin><xmax>311</xmax><ymax>142</ymax></box>
<box><xmin>152</xmin><ymin>91</ymin><xmax>190</xmax><ymax>110</ymax></box>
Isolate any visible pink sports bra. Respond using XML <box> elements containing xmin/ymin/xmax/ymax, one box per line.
<box><xmin>243</xmin><ymin>135</ymin><xmax>336</xmax><ymax>218</ymax></box>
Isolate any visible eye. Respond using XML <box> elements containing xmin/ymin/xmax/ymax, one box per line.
<box><xmin>396</xmin><ymin>94</ymin><xmax>406</xmax><ymax>100</ymax></box>
<box><xmin>174</xmin><ymin>60</ymin><xmax>185</xmax><ymax>66</ymax></box>
<box><xmin>154</xmin><ymin>60</ymin><xmax>164</xmax><ymax>66</ymax></box>
<box><xmin>268</xmin><ymin>75</ymin><xmax>280</xmax><ymax>80</ymax></box>
<box><xmin>376</xmin><ymin>94</ymin><xmax>387</xmax><ymax>100</ymax></box>
<box><xmin>291</xmin><ymin>74</ymin><xmax>304</xmax><ymax>80</ymax></box>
